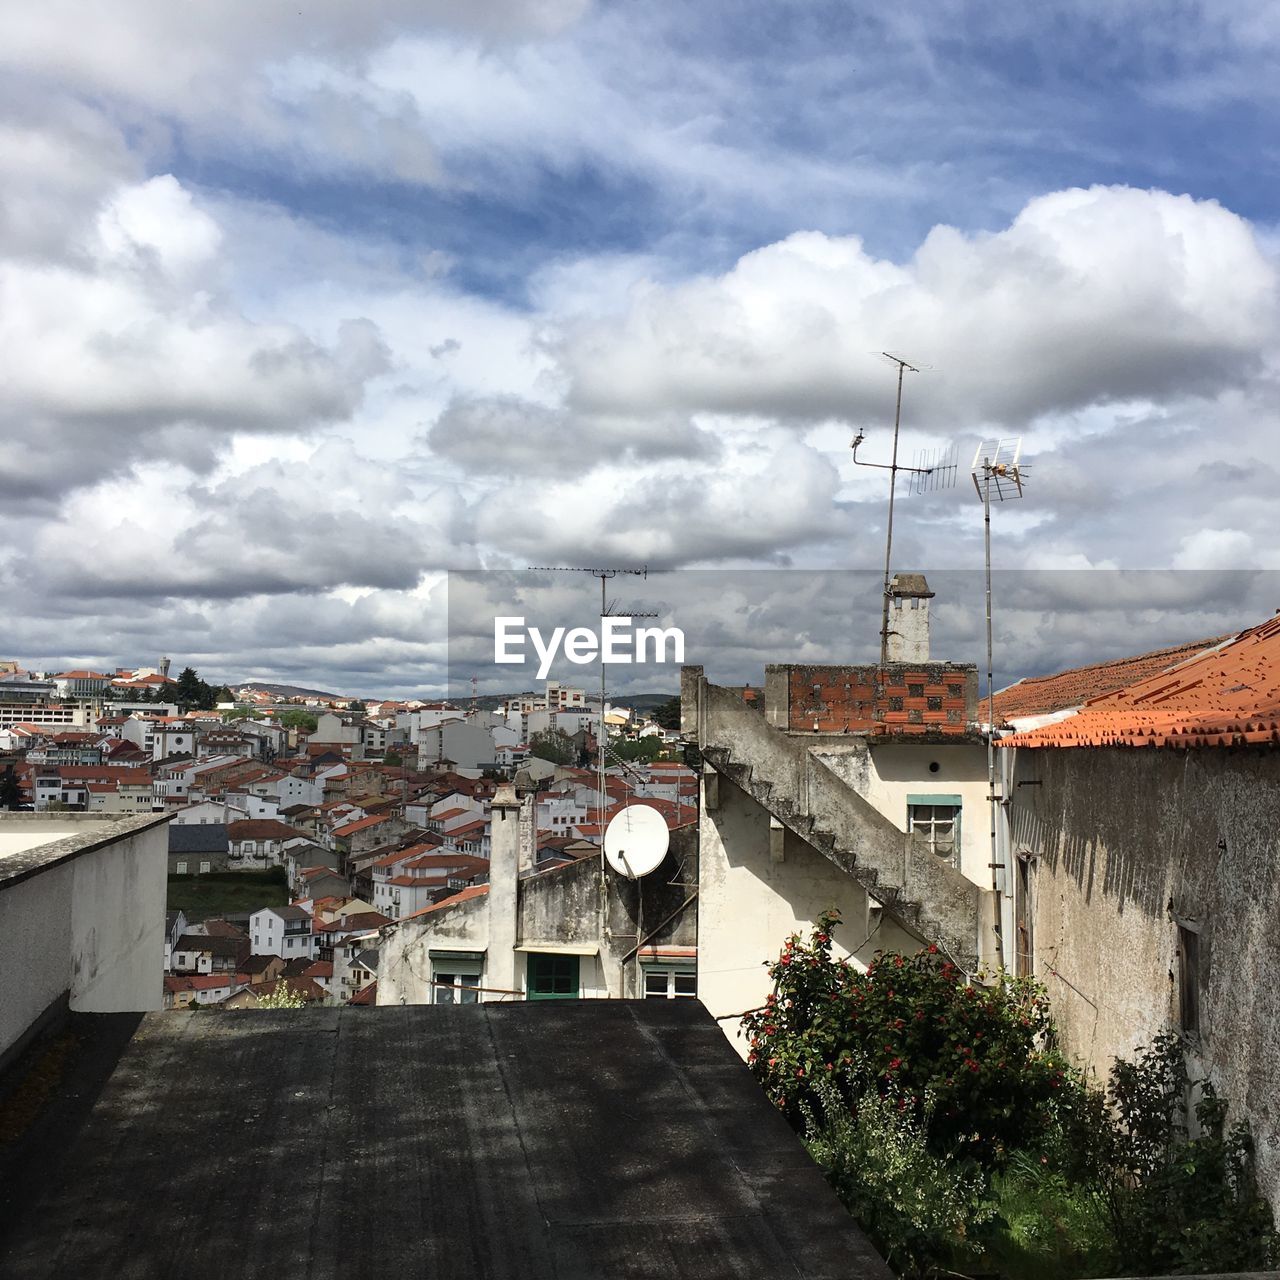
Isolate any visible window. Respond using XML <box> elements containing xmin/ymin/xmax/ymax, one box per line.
<box><xmin>907</xmin><ymin>795</ymin><xmax>962</xmax><ymax>863</ymax></box>
<box><xmin>1015</xmin><ymin>855</ymin><xmax>1035</xmax><ymax>978</ymax></box>
<box><xmin>433</xmin><ymin>966</ymin><xmax>482</xmax><ymax>1005</ymax></box>
<box><xmin>643</xmin><ymin>968</ymin><xmax>697</xmax><ymax>1000</ymax></box>
<box><xmin>527</xmin><ymin>953</ymin><xmax>580</xmax><ymax>1000</ymax></box>
<box><xmin>199</xmin><ymin>861</ymin><xmax>211</xmax><ymax>874</ymax></box>
<box><xmin>176</xmin><ymin>861</ymin><xmax>188</xmax><ymax>875</ymax></box>
<box><xmin>1178</xmin><ymin>924</ymin><xmax>1201</xmax><ymax>1038</ymax></box>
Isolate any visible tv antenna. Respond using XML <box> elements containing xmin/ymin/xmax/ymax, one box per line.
<box><xmin>851</xmin><ymin>353</ymin><xmax>957</xmax><ymax>664</ymax></box>
<box><xmin>970</xmin><ymin>438</ymin><xmax>1027</xmax><ymax>973</ymax></box>
<box><xmin>524</xmin><ymin>565</ymin><xmax>658</xmax><ymax>853</ymax></box>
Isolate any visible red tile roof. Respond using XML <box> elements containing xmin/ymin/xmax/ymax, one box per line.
<box><xmin>992</xmin><ymin>634</ymin><xmax>1229</xmax><ymax>724</ymax></box>
<box><xmin>332</xmin><ymin>814</ymin><xmax>390</xmax><ymax>837</ymax></box>
<box><xmin>400</xmin><ymin>883</ymin><xmax>489</xmax><ymax>922</ymax></box>
<box><xmin>226</xmin><ymin>819</ymin><xmax>302</xmax><ymax>841</ymax></box>
<box><xmin>1002</xmin><ymin>614</ymin><xmax>1280</xmax><ymax>749</ymax></box>
<box><xmin>349</xmin><ymin>981</ymin><xmax>378</xmax><ymax>1006</ymax></box>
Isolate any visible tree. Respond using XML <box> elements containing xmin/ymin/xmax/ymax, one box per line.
<box><xmin>650</xmin><ymin>696</ymin><xmax>681</xmax><ymax>731</ymax></box>
<box><xmin>610</xmin><ymin>735</ymin><xmax>663</xmax><ymax>762</ymax></box>
<box><xmin>529</xmin><ymin>728</ymin><xmax>575</xmax><ymax>765</ymax></box>
<box><xmin>349</xmin><ymin>700</ymin><xmax>367</xmax><ymax>716</ymax></box>
<box><xmin>0</xmin><ymin>765</ymin><xmax>23</xmax><ymax>811</ymax></box>
<box><xmin>383</xmin><ymin>749</ymin><xmax>404</xmax><ymax>767</ymax></box>
<box><xmin>278</xmin><ymin>709</ymin><xmax>319</xmax><ymax>733</ymax></box>
<box><xmin>251</xmin><ymin>982</ymin><xmax>306</xmax><ymax>1009</ymax></box>
<box><xmin>174</xmin><ymin>666</ymin><xmax>219</xmax><ymax>711</ymax></box>
<box><xmin>222</xmin><ymin>708</ymin><xmax>263</xmax><ymax>722</ymax></box>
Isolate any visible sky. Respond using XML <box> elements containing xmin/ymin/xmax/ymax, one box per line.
<box><xmin>2</xmin><ymin>1</ymin><xmax>1279</xmax><ymax>698</ymax></box>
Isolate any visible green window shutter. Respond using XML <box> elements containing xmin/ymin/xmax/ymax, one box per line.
<box><xmin>527</xmin><ymin>953</ymin><xmax>580</xmax><ymax>1000</ymax></box>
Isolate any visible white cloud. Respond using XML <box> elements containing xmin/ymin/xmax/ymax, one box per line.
<box><xmin>1173</xmin><ymin>528</ymin><xmax>1257</xmax><ymax>570</ymax></box>
<box><xmin>556</xmin><ymin>186</ymin><xmax>1278</xmax><ymax>428</ymax></box>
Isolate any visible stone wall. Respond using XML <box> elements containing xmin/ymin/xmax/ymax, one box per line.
<box><xmin>1010</xmin><ymin>746</ymin><xmax>1280</xmax><ymax>1211</ymax></box>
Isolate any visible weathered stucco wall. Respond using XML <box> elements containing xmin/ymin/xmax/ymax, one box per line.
<box><xmin>70</xmin><ymin>825</ymin><xmax>167</xmax><ymax>1013</ymax></box>
<box><xmin>698</xmin><ymin>774</ymin><xmax>920</xmax><ymax>1058</ymax></box>
<box><xmin>380</xmin><ymin>824</ymin><xmax>699</xmax><ymax>1005</ymax></box>
<box><xmin>0</xmin><ymin>859</ymin><xmax>73</xmax><ymax>1068</ymax></box>
<box><xmin>0</xmin><ymin>814</ymin><xmax>167</xmax><ymax>1070</ymax></box>
<box><xmin>813</xmin><ymin>741</ymin><xmax>993</xmax><ymax>888</ymax></box>
<box><xmin>1011</xmin><ymin>746</ymin><xmax>1280</xmax><ymax>1211</ymax></box>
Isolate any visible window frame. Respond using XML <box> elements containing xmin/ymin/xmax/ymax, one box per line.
<box><xmin>906</xmin><ymin>793</ymin><xmax>963</xmax><ymax>864</ymax></box>
<box><xmin>526</xmin><ymin>953</ymin><xmax>580</xmax><ymax>1001</ymax></box>
<box><xmin>642</xmin><ymin>965</ymin><xmax>697</xmax><ymax>1000</ymax></box>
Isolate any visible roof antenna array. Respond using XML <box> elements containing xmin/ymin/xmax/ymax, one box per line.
<box><xmin>970</xmin><ymin>438</ymin><xmax>1028</xmax><ymax>974</ymax></box>
<box><xmin>851</xmin><ymin>353</ymin><xmax>956</xmax><ymax>664</ymax></box>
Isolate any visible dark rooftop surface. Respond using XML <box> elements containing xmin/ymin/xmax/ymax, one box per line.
<box><xmin>0</xmin><ymin>1002</ymin><xmax>890</xmax><ymax>1279</ymax></box>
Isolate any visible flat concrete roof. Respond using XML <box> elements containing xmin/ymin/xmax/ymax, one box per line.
<box><xmin>0</xmin><ymin>812</ymin><xmax>169</xmax><ymax>889</ymax></box>
<box><xmin>0</xmin><ymin>1002</ymin><xmax>890</xmax><ymax>1279</ymax></box>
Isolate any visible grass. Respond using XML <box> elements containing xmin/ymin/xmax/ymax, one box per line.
<box><xmin>977</xmin><ymin>1152</ymin><xmax>1114</xmax><ymax>1280</ymax></box>
<box><xmin>167</xmin><ymin>868</ymin><xmax>289</xmax><ymax>921</ymax></box>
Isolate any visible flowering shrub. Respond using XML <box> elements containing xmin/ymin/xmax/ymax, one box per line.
<box><xmin>803</xmin><ymin>1079</ymin><xmax>992</xmax><ymax>1277</ymax></box>
<box><xmin>741</xmin><ymin>908</ymin><xmax>1073</xmax><ymax>1167</ymax></box>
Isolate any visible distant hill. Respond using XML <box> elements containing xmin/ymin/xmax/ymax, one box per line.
<box><xmin>235</xmin><ymin>681</ymin><xmax>347</xmax><ymax>701</ymax></box>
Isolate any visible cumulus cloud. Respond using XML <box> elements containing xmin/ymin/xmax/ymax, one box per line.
<box><xmin>20</xmin><ymin>441</ymin><xmax>458</xmax><ymax>600</ymax></box>
<box><xmin>425</xmin><ymin>395</ymin><xmax>719</xmax><ymax>476</ymax></box>
<box><xmin>556</xmin><ymin>187</ymin><xmax>1277</xmax><ymax>428</ymax></box>
<box><xmin>0</xmin><ymin>176</ymin><xmax>389</xmax><ymax>500</ymax></box>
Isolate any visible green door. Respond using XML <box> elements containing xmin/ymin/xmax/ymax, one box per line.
<box><xmin>527</xmin><ymin>953</ymin><xmax>580</xmax><ymax>1000</ymax></box>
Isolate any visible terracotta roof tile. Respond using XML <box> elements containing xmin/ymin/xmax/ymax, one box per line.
<box><xmin>399</xmin><ymin>883</ymin><xmax>489</xmax><ymax>922</ymax></box>
<box><xmin>1002</xmin><ymin>614</ymin><xmax>1280</xmax><ymax>750</ymax></box>
<box><xmin>992</xmin><ymin>634</ymin><xmax>1230</xmax><ymax>724</ymax></box>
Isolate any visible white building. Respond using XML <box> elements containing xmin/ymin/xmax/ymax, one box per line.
<box><xmin>250</xmin><ymin>905</ymin><xmax>316</xmax><ymax>960</ymax></box>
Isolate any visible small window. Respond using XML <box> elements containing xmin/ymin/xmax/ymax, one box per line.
<box><xmin>643</xmin><ymin>967</ymin><xmax>697</xmax><ymax>999</ymax></box>
<box><xmin>176</xmin><ymin>861</ymin><xmax>188</xmax><ymax>875</ymax></box>
<box><xmin>527</xmin><ymin>954</ymin><xmax>580</xmax><ymax>1000</ymax></box>
<box><xmin>199</xmin><ymin>861</ymin><xmax>211</xmax><ymax>874</ymax></box>
<box><xmin>1178</xmin><ymin>925</ymin><xmax>1200</xmax><ymax>1037</ymax></box>
<box><xmin>433</xmin><ymin>967</ymin><xmax>481</xmax><ymax>1005</ymax></box>
<box><xmin>907</xmin><ymin>799</ymin><xmax>961</xmax><ymax>864</ymax></box>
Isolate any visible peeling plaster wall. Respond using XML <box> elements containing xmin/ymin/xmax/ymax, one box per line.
<box><xmin>0</xmin><ymin>815</ymin><xmax>166</xmax><ymax>1068</ymax></box>
<box><xmin>813</xmin><ymin>742</ymin><xmax>993</xmax><ymax>888</ymax></box>
<box><xmin>1011</xmin><ymin>747</ymin><xmax>1280</xmax><ymax>1211</ymax></box>
<box><xmin>698</xmin><ymin>775</ymin><xmax>919</xmax><ymax>1058</ymax></box>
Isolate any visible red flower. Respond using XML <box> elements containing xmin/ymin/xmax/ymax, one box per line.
<box><xmin>795</xmin><ymin>1067</ymin><xmax>805</xmax><ymax>1078</ymax></box>
<box><xmin>927</xmin><ymin>943</ymin><xmax>938</xmax><ymax>954</ymax></box>
<box><xmin>888</xmin><ymin>1057</ymin><xmax>902</xmax><ymax>1070</ymax></box>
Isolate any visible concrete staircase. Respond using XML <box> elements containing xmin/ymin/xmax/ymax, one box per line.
<box><xmin>685</xmin><ymin>672</ymin><xmax>987</xmax><ymax>973</ymax></box>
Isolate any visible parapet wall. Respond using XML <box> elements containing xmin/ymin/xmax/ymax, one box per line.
<box><xmin>764</xmin><ymin>663</ymin><xmax>978</xmax><ymax>737</ymax></box>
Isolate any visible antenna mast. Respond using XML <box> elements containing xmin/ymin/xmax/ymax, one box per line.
<box><xmin>852</xmin><ymin>353</ymin><xmax>956</xmax><ymax>663</ymax></box>
<box><xmin>525</xmin><ymin>565</ymin><xmax>653</xmax><ymax>840</ymax></box>
<box><xmin>970</xmin><ymin>439</ymin><xmax>1027</xmax><ymax>973</ymax></box>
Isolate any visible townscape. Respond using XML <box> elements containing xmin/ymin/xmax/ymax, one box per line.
<box><xmin>5</xmin><ymin>3</ymin><xmax>1280</xmax><ymax>1276</ymax></box>
<box><xmin>0</xmin><ymin>662</ymin><xmax>692</xmax><ymax>1010</ymax></box>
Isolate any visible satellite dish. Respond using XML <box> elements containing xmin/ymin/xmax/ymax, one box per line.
<box><xmin>603</xmin><ymin>804</ymin><xmax>669</xmax><ymax>879</ymax></box>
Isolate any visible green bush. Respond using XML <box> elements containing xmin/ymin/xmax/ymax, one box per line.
<box><xmin>1102</xmin><ymin>1033</ymin><xmax>1279</xmax><ymax>1274</ymax></box>
<box><xmin>804</xmin><ymin>1078</ymin><xmax>992</xmax><ymax>1277</ymax></box>
<box><xmin>741</xmin><ymin>908</ymin><xmax>1072</xmax><ymax>1167</ymax></box>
